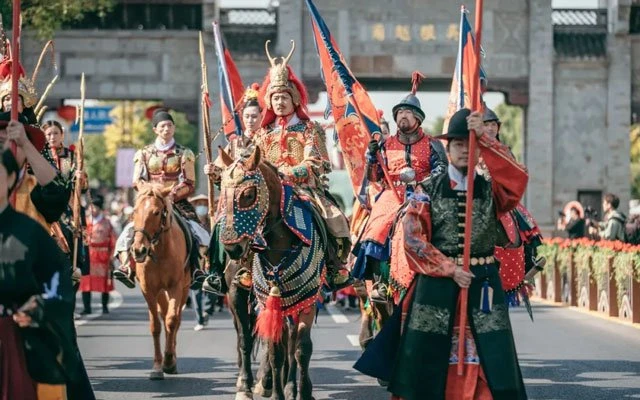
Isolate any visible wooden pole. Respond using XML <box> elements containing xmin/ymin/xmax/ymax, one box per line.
<box><xmin>72</xmin><ymin>73</ymin><xmax>86</xmax><ymax>273</ymax></box>
<box><xmin>199</xmin><ymin>31</ymin><xmax>216</xmax><ymax>229</ymax></box>
<box><xmin>9</xmin><ymin>0</ymin><xmax>20</xmax><ymax>147</ymax></box>
<box><xmin>457</xmin><ymin>0</ymin><xmax>484</xmax><ymax>376</ymax></box>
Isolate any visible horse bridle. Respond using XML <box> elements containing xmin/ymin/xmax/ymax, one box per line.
<box><xmin>132</xmin><ymin>196</ymin><xmax>170</xmax><ymax>261</ymax></box>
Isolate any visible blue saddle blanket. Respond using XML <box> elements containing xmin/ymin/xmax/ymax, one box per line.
<box><xmin>281</xmin><ymin>184</ymin><xmax>314</xmax><ymax>246</ymax></box>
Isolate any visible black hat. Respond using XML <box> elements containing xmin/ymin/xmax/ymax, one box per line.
<box><xmin>91</xmin><ymin>194</ymin><xmax>105</xmax><ymax>210</ymax></box>
<box><xmin>435</xmin><ymin>108</ymin><xmax>471</xmax><ymax>140</ymax></box>
<box><xmin>151</xmin><ymin>109</ymin><xmax>174</xmax><ymax>127</ymax></box>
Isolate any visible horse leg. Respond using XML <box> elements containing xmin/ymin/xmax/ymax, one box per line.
<box><xmin>254</xmin><ymin>339</ymin><xmax>273</xmax><ymax>397</ymax></box>
<box><xmin>284</xmin><ymin>320</ymin><xmax>298</xmax><ymax>400</ymax></box>
<box><xmin>269</xmin><ymin>326</ymin><xmax>288</xmax><ymax>400</ymax></box>
<box><xmin>142</xmin><ymin>291</ymin><xmax>164</xmax><ymax>380</ymax></box>
<box><xmin>359</xmin><ymin>296</ymin><xmax>374</xmax><ymax>350</ymax></box>
<box><xmin>295</xmin><ymin>308</ymin><xmax>315</xmax><ymax>400</ymax></box>
<box><xmin>228</xmin><ymin>282</ymin><xmax>255</xmax><ymax>399</ymax></box>
<box><xmin>162</xmin><ymin>289</ymin><xmax>182</xmax><ymax>374</ymax></box>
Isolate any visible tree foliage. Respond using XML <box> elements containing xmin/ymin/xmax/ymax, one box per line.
<box><xmin>494</xmin><ymin>103</ymin><xmax>523</xmax><ymax>161</ymax></box>
<box><xmin>84</xmin><ymin>101</ymin><xmax>198</xmax><ymax>188</ymax></box>
<box><xmin>630</xmin><ymin>124</ymin><xmax>640</xmax><ymax>198</ymax></box>
<box><xmin>431</xmin><ymin>116</ymin><xmax>445</xmax><ymax>136</ymax></box>
<box><xmin>1</xmin><ymin>0</ymin><xmax>114</xmax><ymax>40</ymax></box>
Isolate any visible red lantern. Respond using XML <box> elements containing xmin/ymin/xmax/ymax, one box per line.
<box><xmin>145</xmin><ymin>105</ymin><xmax>164</xmax><ymax>120</ymax></box>
<box><xmin>57</xmin><ymin>105</ymin><xmax>77</xmax><ymax>122</ymax></box>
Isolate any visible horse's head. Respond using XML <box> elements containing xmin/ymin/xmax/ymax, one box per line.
<box><xmin>131</xmin><ymin>183</ymin><xmax>173</xmax><ymax>262</ymax></box>
<box><xmin>218</xmin><ymin>146</ymin><xmax>280</xmax><ymax>260</ymax></box>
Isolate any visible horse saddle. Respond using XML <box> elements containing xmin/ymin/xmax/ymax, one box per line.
<box><xmin>172</xmin><ymin>210</ymin><xmax>197</xmax><ymax>269</ymax></box>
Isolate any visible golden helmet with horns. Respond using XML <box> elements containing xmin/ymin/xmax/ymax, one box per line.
<box><xmin>260</xmin><ymin>40</ymin><xmax>308</xmax><ymax>111</ymax></box>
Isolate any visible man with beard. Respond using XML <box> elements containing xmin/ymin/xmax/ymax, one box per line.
<box><xmin>353</xmin><ymin>73</ymin><xmax>446</xmax><ymax>303</ymax></box>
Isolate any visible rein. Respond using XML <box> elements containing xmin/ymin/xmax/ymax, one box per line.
<box><xmin>132</xmin><ymin>196</ymin><xmax>171</xmax><ymax>263</ymax></box>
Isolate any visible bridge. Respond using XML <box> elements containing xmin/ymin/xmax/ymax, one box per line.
<box><xmin>19</xmin><ymin>0</ymin><xmax>639</xmax><ymax>229</ymax></box>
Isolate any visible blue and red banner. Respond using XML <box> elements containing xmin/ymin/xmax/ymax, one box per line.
<box><xmin>212</xmin><ymin>22</ymin><xmax>245</xmax><ymax>138</ymax></box>
<box><xmin>442</xmin><ymin>6</ymin><xmax>487</xmax><ymax>134</ymax></box>
<box><xmin>305</xmin><ymin>0</ymin><xmax>382</xmax><ymax>195</ymax></box>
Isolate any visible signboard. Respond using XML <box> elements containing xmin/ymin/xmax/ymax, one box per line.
<box><xmin>116</xmin><ymin>148</ymin><xmax>136</xmax><ymax>188</ymax></box>
<box><xmin>70</xmin><ymin>106</ymin><xmax>114</xmax><ymax>134</ymax></box>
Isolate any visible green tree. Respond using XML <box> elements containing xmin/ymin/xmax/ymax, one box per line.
<box><xmin>494</xmin><ymin>103</ymin><xmax>523</xmax><ymax>161</ymax></box>
<box><xmin>630</xmin><ymin>124</ymin><xmax>640</xmax><ymax>198</ymax></box>
<box><xmin>431</xmin><ymin>116</ymin><xmax>445</xmax><ymax>136</ymax></box>
<box><xmin>85</xmin><ymin>101</ymin><xmax>199</xmax><ymax>188</ymax></box>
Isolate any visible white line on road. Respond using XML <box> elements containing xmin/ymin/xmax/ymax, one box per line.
<box><xmin>346</xmin><ymin>334</ymin><xmax>360</xmax><ymax>347</ymax></box>
<box><xmin>325</xmin><ymin>303</ymin><xmax>349</xmax><ymax>324</ymax></box>
<box><xmin>75</xmin><ymin>290</ymin><xmax>123</xmax><ymax>327</ymax></box>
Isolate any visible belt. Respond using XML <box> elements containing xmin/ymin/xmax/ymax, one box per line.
<box><xmin>449</xmin><ymin>255</ymin><xmax>495</xmax><ymax>267</ymax></box>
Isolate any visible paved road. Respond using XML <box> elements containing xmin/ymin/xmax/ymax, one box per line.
<box><xmin>76</xmin><ymin>283</ymin><xmax>640</xmax><ymax>400</ymax></box>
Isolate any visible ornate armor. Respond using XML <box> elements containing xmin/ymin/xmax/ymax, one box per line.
<box><xmin>133</xmin><ymin>142</ymin><xmax>196</xmax><ymax>202</ymax></box>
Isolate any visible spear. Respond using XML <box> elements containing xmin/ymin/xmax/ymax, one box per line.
<box><xmin>199</xmin><ymin>31</ymin><xmax>216</xmax><ymax>229</ymax></box>
<box><xmin>72</xmin><ymin>73</ymin><xmax>86</xmax><ymax>273</ymax></box>
<box><xmin>9</xmin><ymin>1</ymin><xmax>20</xmax><ymax>155</ymax></box>
<box><xmin>457</xmin><ymin>0</ymin><xmax>485</xmax><ymax>376</ymax></box>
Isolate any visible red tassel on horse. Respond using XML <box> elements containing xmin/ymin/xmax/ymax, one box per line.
<box><xmin>256</xmin><ymin>286</ymin><xmax>284</xmax><ymax>343</ymax></box>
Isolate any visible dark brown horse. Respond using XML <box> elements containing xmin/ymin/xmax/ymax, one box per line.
<box><xmin>130</xmin><ymin>183</ymin><xmax>190</xmax><ymax>380</ymax></box>
<box><xmin>218</xmin><ymin>147</ymin><xmax>324</xmax><ymax>400</ymax></box>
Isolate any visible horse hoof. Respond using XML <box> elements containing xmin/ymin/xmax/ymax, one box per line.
<box><xmin>234</xmin><ymin>392</ymin><xmax>253</xmax><ymax>400</ymax></box>
<box><xmin>377</xmin><ymin>378</ymin><xmax>389</xmax><ymax>387</ymax></box>
<box><xmin>149</xmin><ymin>370</ymin><xmax>164</xmax><ymax>380</ymax></box>
<box><xmin>163</xmin><ymin>364</ymin><xmax>178</xmax><ymax>374</ymax></box>
<box><xmin>253</xmin><ymin>380</ymin><xmax>272</xmax><ymax>397</ymax></box>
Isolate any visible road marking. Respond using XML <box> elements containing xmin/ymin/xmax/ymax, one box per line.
<box><xmin>325</xmin><ymin>303</ymin><xmax>349</xmax><ymax>324</ymax></box>
<box><xmin>75</xmin><ymin>290</ymin><xmax>123</xmax><ymax>327</ymax></box>
<box><xmin>346</xmin><ymin>334</ymin><xmax>360</xmax><ymax>347</ymax></box>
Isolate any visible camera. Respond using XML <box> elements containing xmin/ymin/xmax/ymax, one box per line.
<box><xmin>584</xmin><ymin>206</ymin><xmax>598</xmax><ymax>220</ymax></box>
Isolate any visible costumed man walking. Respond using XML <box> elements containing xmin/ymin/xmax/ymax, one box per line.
<box><xmin>0</xmin><ymin>148</ymin><xmax>79</xmax><ymax>400</ymax></box>
<box><xmin>113</xmin><ymin>108</ymin><xmax>209</xmax><ymax>290</ymax></box>
<box><xmin>481</xmin><ymin>107</ymin><xmax>544</xmax><ymax>308</ymax></box>
<box><xmin>203</xmin><ymin>83</ymin><xmax>263</xmax><ymax>295</ymax></box>
<box><xmin>353</xmin><ymin>73</ymin><xmax>446</xmax><ymax>302</ymax></box>
<box><xmin>79</xmin><ymin>194</ymin><xmax>116</xmax><ymax>315</ymax></box>
<box><xmin>361</xmin><ymin>108</ymin><xmax>529</xmax><ymax>399</ymax></box>
<box><xmin>252</xmin><ymin>41</ymin><xmax>351</xmax><ymax>288</ymax></box>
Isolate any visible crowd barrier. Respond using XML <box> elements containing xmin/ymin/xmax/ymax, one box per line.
<box><xmin>534</xmin><ymin>238</ymin><xmax>640</xmax><ymax>325</ymax></box>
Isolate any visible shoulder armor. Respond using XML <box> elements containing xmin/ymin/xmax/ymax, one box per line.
<box><xmin>182</xmin><ymin>148</ymin><xmax>196</xmax><ymax>162</ymax></box>
<box><xmin>133</xmin><ymin>149</ymin><xmax>144</xmax><ymax>163</ymax></box>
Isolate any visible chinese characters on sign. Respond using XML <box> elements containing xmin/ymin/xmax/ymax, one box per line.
<box><xmin>371</xmin><ymin>23</ymin><xmax>459</xmax><ymax>42</ymax></box>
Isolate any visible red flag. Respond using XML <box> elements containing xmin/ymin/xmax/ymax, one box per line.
<box><xmin>212</xmin><ymin>22</ymin><xmax>245</xmax><ymax>137</ymax></box>
<box><xmin>305</xmin><ymin>0</ymin><xmax>382</xmax><ymax>195</ymax></box>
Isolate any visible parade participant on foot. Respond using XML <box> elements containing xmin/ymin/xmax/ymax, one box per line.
<box><xmin>79</xmin><ymin>195</ymin><xmax>116</xmax><ymax>315</ymax></box>
<box><xmin>354</xmin><ymin>73</ymin><xmax>446</xmax><ymax>302</ymax></box>
<box><xmin>0</xmin><ymin>148</ymin><xmax>79</xmax><ymax>400</ymax></box>
<box><xmin>252</xmin><ymin>40</ymin><xmax>351</xmax><ymax>289</ymax></box>
<box><xmin>113</xmin><ymin>108</ymin><xmax>208</xmax><ymax>290</ymax></box>
<box><xmin>203</xmin><ymin>84</ymin><xmax>263</xmax><ymax>295</ymax></box>
<box><xmin>481</xmin><ymin>107</ymin><xmax>544</xmax><ymax>307</ymax></box>
<box><xmin>382</xmin><ymin>108</ymin><xmax>528</xmax><ymax>399</ymax></box>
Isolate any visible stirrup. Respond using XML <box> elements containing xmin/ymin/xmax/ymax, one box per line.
<box><xmin>202</xmin><ymin>274</ymin><xmax>225</xmax><ymax>296</ymax></box>
<box><xmin>370</xmin><ymin>282</ymin><xmax>390</xmax><ymax>304</ymax></box>
<box><xmin>113</xmin><ymin>268</ymin><xmax>136</xmax><ymax>289</ymax></box>
<box><xmin>190</xmin><ymin>269</ymin><xmax>207</xmax><ymax>290</ymax></box>
<box><xmin>330</xmin><ymin>272</ymin><xmax>354</xmax><ymax>292</ymax></box>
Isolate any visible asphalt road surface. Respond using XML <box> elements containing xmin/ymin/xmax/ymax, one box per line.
<box><xmin>76</xmin><ymin>283</ymin><xmax>640</xmax><ymax>400</ymax></box>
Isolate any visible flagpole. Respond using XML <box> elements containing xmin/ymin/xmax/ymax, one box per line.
<box><xmin>199</xmin><ymin>31</ymin><xmax>216</xmax><ymax>229</ymax></box>
<box><xmin>348</xmin><ymin>94</ymin><xmax>402</xmax><ymax>204</ymax></box>
<box><xmin>10</xmin><ymin>0</ymin><xmax>20</xmax><ymax>137</ymax></box>
<box><xmin>457</xmin><ymin>0</ymin><xmax>484</xmax><ymax>376</ymax></box>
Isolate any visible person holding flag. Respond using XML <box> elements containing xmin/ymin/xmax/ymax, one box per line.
<box><xmin>353</xmin><ymin>73</ymin><xmax>447</xmax><ymax>303</ymax></box>
<box><xmin>382</xmin><ymin>108</ymin><xmax>529</xmax><ymax>400</ymax></box>
<box><xmin>252</xmin><ymin>40</ymin><xmax>352</xmax><ymax>289</ymax></box>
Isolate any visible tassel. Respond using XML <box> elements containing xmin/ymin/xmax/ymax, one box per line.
<box><xmin>255</xmin><ymin>286</ymin><xmax>284</xmax><ymax>343</ymax></box>
<box><xmin>480</xmin><ymin>280</ymin><xmax>492</xmax><ymax>314</ymax></box>
<box><xmin>410</xmin><ymin>71</ymin><xmax>426</xmax><ymax>94</ymax></box>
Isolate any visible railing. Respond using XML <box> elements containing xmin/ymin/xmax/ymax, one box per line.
<box><xmin>218</xmin><ymin>8</ymin><xmax>278</xmax><ymax>58</ymax></box>
<box><xmin>534</xmin><ymin>238</ymin><xmax>640</xmax><ymax>325</ymax></box>
<box><xmin>552</xmin><ymin>8</ymin><xmax>607</xmax><ymax>32</ymax></box>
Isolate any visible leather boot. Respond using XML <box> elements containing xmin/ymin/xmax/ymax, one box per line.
<box><xmin>81</xmin><ymin>292</ymin><xmax>92</xmax><ymax>315</ymax></box>
<box><xmin>101</xmin><ymin>293</ymin><xmax>110</xmax><ymax>314</ymax></box>
<box><xmin>113</xmin><ymin>251</ymin><xmax>136</xmax><ymax>289</ymax></box>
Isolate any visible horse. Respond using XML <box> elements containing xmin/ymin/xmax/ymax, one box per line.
<box><xmin>130</xmin><ymin>183</ymin><xmax>191</xmax><ymax>380</ymax></box>
<box><xmin>217</xmin><ymin>146</ymin><xmax>324</xmax><ymax>400</ymax></box>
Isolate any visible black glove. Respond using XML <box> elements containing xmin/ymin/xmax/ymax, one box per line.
<box><xmin>368</xmin><ymin>139</ymin><xmax>380</xmax><ymax>155</ymax></box>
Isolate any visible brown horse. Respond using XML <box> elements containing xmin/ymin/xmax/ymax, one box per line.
<box><xmin>218</xmin><ymin>147</ymin><xmax>323</xmax><ymax>400</ymax></box>
<box><xmin>131</xmin><ymin>183</ymin><xmax>191</xmax><ymax>380</ymax></box>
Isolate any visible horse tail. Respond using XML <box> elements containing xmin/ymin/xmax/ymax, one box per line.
<box><xmin>255</xmin><ymin>286</ymin><xmax>284</xmax><ymax>343</ymax></box>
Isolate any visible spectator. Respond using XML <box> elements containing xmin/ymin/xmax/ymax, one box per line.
<box><xmin>590</xmin><ymin>193</ymin><xmax>626</xmax><ymax>241</ymax></box>
<box><xmin>564</xmin><ymin>206</ymin><xmax>585</xmax><ymax>239</ymax></box>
